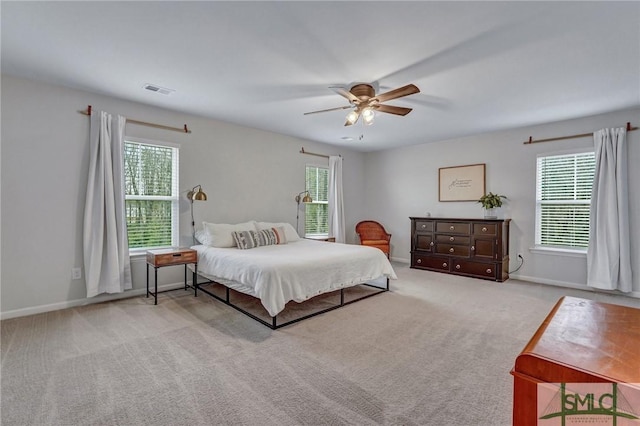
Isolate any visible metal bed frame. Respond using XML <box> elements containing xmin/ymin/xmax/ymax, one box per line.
<box><xmin>191</xmin><ymin>271</ymin><xmax>389</xmax><ymax>329</ymax></box>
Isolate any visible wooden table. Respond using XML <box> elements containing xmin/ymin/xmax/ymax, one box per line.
<box><xmin>146</xmin><ymin>247</ymin><xmax>198</xmax><ymax>305</ymax></box>
<box><xmin>511</xmin><ymin>296</ymin><xmax>640</xmax><ymax>425</ymax></box>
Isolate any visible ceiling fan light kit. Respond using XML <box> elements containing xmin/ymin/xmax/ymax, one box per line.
<box><xmin>304</xmin><ymin>83</ymin><xmax>420</xmax><ymax>128</ymax></box>
<box><xmin>362</xmin><ymin>107</ymin><xmax>375</xmax><ymax>125</ymax></box>
<box><xmin>346</xmin><ymin>110</ymin><xmax>359</xmax><ymax>125</ymax></box>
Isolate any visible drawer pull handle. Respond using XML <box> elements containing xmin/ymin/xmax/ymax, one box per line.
<box><xmin>442</xmin><ymin>263</ymin><xmax>448</xmax><ymax>268</ymax></box>
<box><xmin>449</xmin><ymin>248</ymin><xmax>454</xmax><ymax>253</ymax></box>
<box><xmin>172</xmin><ymin>253</ymin><xmax>182</xmax><ymax>257</ymax></box>
<box><xmin>482</xmin><ymin>227</ymin><xmax>487</xmax><ymax>232</ymax></box>
<box><xmin>455</xmin><ymin>265</ymin><xmax>461</xmax><ymax>270</ymax></box>
<box><xmin>471</xmin><ymin>246</ymin><xmax>475</xmax><ymax>251</ymax></box>
<box><xmin>430</xmin><ymin>242</ymin><xmax>434</xmax><ymax>246</ymax></box>
<box><xmin>449</xmin><ymin>236</ymin><xmax>454</xmax><ymax>242</ymax></box>
<box><xmin>450</xmin><ymin>226</ymin><xmax>455</xmax><ymax>231</ymax></box>
<box><xmin>421</xmin><ymin>224</ymin><xmax>426</xmax><ymax>228</ymax></box>
<box><xmin>417</xmin><ymin>259</ymin><xmax>422</xmax><ymax>264</ymax></box>
<box><xmin>486</xmin><ymin>268</ymin><xmax>492</xmax><ymax>274</ymax></box>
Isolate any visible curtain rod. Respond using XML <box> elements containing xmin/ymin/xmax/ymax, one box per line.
<box><xmin>523</xmin><ymin>122</ymin><xmax>636</xmax><ymax>145</ymax></box>
<box><xmin>300</xmin><ymin>147</ymin><xmax>329</xmax><ymax>159</ymax></box>
<box><xmin>79</xmin><ymin>105</ymin><xmax>191</xmax><ymax>134</ymax></box>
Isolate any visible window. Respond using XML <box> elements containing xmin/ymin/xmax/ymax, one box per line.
<box><xmin>535</xmin><ymin>151</ymin><xmax>595</xmax><ymax>250</ymax></box>
<box><xmin>304</xmin><ymin>165</ymin><xmax>329</xmax><ymax>237</ymax></box>
<box><xmin>124</xmin><ymin>138</ymin><xmax>179</xmax><ymax>251</ymax></box>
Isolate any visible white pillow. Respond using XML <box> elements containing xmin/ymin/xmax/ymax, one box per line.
<box><xmin>202</xmin><ymin>221</ymin><xmax>258</xmax><ymax>248</ymax></box>
<box><xmin>194</xmin><ymin>229</ymin><xmax>211</xmax><ymax>246</ymax></box>
<box><xmin>256</xmin><ymin>222</ymin><xmax>300</xmax><ymax>242</ymax></box>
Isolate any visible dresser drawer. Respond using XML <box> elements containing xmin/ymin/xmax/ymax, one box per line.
<box><xmin>412</xmin><ymin>254</ymin><xmax>451</xmax><ymax>271</ymax></box>
<box><xmin>415</xmin><ymin>234</ymin><xmax>434</xmax><ymax>251</ymax></box>
<box><xmin>436</xmin><ymin>235</ymin><xmax>470</xmax><ymax>245</ymax></box>
<box><xmin>414</xmin><ymin>220</ymin><xmax>434</xmax><ymax>232</ymax></box>
<box><xmin>436</xmin><ymin>222</ymin><xmax>471</xmax><ymax>234</ymax></box>
<box><xmin>147</xmin><ymin>249</ymin><xmax>197</xmax><ymax>267</ymax></box>
<box><xmin>473</xmin><ymin>223</ymin><xmax>497</xmax><ymax>236</ymax></box>
<box><xmin>435</xmin><ymin>244</ymin><xmax>470</xmax><ymax>257</ymax></box>
<box><xmin>451</xmin><ymin>259</ymin><xmax>498</xmax><ymax>280</ymax></box>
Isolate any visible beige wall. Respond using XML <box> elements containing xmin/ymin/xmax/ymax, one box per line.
<box><xmin>0</xmin><ymin>75</ymin><xmax>367</xmax><ymax>317</ymax></box>
<box><xmin>2</xmin><ymin>74</ymin><xmax>638</xmax><ymax>318</ymax></box>
<box><xmin>363</xmin><ymin>107</ymin><xmax>640</xmax><ymax>295</ymax></box>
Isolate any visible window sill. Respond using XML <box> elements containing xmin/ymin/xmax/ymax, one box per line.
<box><xmin>529</xmin><ymin>246</ymin><xmax>587</xmax><ymax>258</ymax></box>
<box><xmin>129</xmin><ymin>251</ymin><xmax>147</xmax><ymax>262</ymax></box>
<box><xmin>305</xmin><ymin>235</ymin><xmax>330</xmax><ymax>240</ymax></box>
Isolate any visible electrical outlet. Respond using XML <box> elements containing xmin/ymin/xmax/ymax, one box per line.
<box><xmin>72</xmin><ymin>267</ymin><xmax>82</xmax><ymax>280</ymax></box>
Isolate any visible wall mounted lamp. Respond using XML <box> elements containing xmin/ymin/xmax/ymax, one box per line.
<box><xmin>187</xmin><ymin>185</ymin><xmax>207</xmax><ymax>244</ymax></box>
<box><xmin>295</xmin><ymin>190</ymin><xmax>313</xmax><ymax>235</ymax></box>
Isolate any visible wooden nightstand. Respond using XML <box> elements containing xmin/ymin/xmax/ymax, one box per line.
<box><xmin>146</xmin><ymin>247</ymin><xmax>198</xmax><ymax>305</ymax></box>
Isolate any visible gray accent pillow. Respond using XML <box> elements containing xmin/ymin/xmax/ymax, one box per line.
<box><xmin>232</xmin><ymin>227</ymin><xmax>287</xmax><ymax>249</ymax></box>
<box><xmin>256</xmin><ymin>227</ymin><xmax>286</xmax><ymax>246</ymax></box>
<box><xmin>232</xmin><ymin>230</ymin><xmax>260</xmax><ymax>250</ymax></box>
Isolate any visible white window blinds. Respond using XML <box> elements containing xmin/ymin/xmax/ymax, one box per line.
<box><xmin>124</xmin><ymin>139</ymin><xmax>179</xmax><ymax>250</ymax></box>
<box><xmin>535</xmin><ymin>151</ymin><xmax>595</xmax><ymax>249</ymax></box>
<box><xmin>305</xmin><ymin>165</ymin><xmax>329</xmax><ymax>237</ymax></box>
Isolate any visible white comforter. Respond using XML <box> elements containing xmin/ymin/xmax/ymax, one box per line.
<box><xmin>193</xmin><ymin>239</ymin><xmax>397</xmax><ymax>317</ymax></box>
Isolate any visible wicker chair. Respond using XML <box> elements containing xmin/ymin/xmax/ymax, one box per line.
<box><xmin>355</xmin><ymin>220</ymin><xmax>391</xmax><ymax>258</ymax></box>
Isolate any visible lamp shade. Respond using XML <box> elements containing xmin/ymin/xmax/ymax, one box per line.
<box><xmin>296</xmin><ymin>190</ymin><xmax>312</xmax><ymax>204</ymax></box>
<box><xmin>362</xmin><ymin>107</ymin><xmax>375</xmax><ymax>125</ymax></box>
<box><xmin>192</xmin><ymin>188</ymin><xmax>207</xmax><ymax>201</ymax></box>
<box><xmin>346</xmin><ymin>110</ymin><xmax>359</xmax><ymax>125</ymax></box>
<box><xmin>187</xmin><ymin>185</ymin><xmax>207</xmax><ymax>201</ymax></box>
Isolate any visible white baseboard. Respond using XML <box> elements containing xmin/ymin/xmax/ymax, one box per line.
<box><xmin>3</xmin><ymin>272</ymin><xmax>638</xmax><ymax>320</ymax></box>
<box><xmin>383</xmin><ymin>259</ymin><xmax>640</xmax><ymax>299</ymax></box>
<box><xmin>0</xmin><ymin>281</ymin><xmax>189</xmax><ymax>320</ymax></box>
<box><xmin>510</xmin><ymin>273</ymin><xmax>640</xmax><ymax>299</ymax></box>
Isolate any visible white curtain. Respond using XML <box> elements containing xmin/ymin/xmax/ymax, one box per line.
<box><xmin>586</xmin><ymin>127</ymin><xmax>632</xmax><ymax>292</ymax></box>
<box><xmin>83</xmin><ymin>111</ymin><xmax>132</xmax><ymax>297</ymax></box>
<box><xmin>328</xmin><ymin>155</ymin><xmax>346</xmax><ymax>243</ymax></box>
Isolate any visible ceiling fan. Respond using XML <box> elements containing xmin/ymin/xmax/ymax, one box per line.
<box><xmin>304</xmin><ymin>83</ymin><xmax>420</xmax><ymax>126</ymax></box>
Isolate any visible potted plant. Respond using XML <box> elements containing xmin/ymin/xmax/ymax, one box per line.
<box><xmin>478</xmin><ymin>192</ymin><xmax>507</xmax><ymax>219</ymax></box>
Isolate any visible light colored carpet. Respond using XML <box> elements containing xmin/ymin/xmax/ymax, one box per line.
<box><xmin>2</xmin><ymin>263</ymin><xmax>639</xmax><ymax>425</ymax></box>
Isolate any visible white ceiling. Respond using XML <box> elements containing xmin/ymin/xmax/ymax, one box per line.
<box><xmin>2</xmin><ymin>1</ymin><xmax>639</xmax><ymax>152</ymax></box>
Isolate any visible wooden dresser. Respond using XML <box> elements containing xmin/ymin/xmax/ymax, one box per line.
<box><xmin>409</xmin><ymin>217</ymin><xmax>510</xmax><ymax>282</ymax></box>
<box><xmin>511</xmin><ymin>297</ymin><xmax>640</xmax><ymax>425</ymax></box>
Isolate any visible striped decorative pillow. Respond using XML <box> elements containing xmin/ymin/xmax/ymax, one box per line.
<box><xmin>255</xmin><ymin>222</ymin><xmax>300</xmax><ymax>241</ymax></box>
<box><xmin>264</xmin><ymin>227</ymin><xmax>287</xmax><ymax>245</ymax></box>
<box><xmin>257</xmin><ymin>227</ymin><xmax>286</xmax><ymax>245</ymax></box>
<box><xmin>232</xmin><ymin>227</ymin><xmax>287</xmax><ymax>250</ymax></box>
<box><xmin>232</xmin><ymin>230</ymin><xmax>260</xmax><ymax>250</ymax></box>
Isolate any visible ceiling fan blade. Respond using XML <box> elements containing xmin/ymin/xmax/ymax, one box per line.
<box><xmin>303</xmin><ymin>105</ymin><xmax>352</xmax><ymax>115</ymax></box>
<box><xmin>330</xmin><ymin>86</ymin><xmax>360</xmax><ymax>104</ymax></box>
<box><xmin>373</xmin><ymin>84</ymin><xmax>420</xmax><ymax>103</ymax></box>
<box><xmin>374</xmin><ymin>104</ymin><xmax>413</xmax><ymax>116</ymax></box>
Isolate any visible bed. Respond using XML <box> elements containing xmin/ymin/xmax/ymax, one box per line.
<box><xmin>191</xmin><ymin>236</ymin><xmax>397</xmax><ymax>329</ymax></box>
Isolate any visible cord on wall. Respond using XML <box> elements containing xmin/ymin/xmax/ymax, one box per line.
<box><xmin>508</xmin><ymin>254</ymin><xmax>524</xmax><ymax>274</ymax></box>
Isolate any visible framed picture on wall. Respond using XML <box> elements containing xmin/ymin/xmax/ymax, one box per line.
<box><xmin>438</xmin><ymin>163</ymin><xmax>486</xmax><ymax>201</ymax></box>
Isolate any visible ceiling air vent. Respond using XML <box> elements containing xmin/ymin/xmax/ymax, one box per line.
<box><xmin>143</xmin><ymin>83</ymin><xmax>175</xmax><ymax>95</ymax></box>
